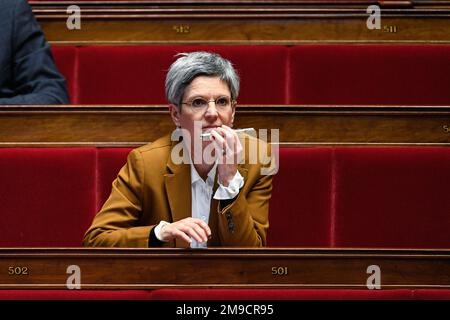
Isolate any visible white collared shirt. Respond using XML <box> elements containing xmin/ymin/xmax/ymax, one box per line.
<box><xmin>189</xmin><ymin>162</ymin><xmax>243</xmax><ymax>248</ymax></box>
<box><xmin>155</xmin><ymin>147</ymin><xmax>244</xmax><ymax>246</ymax></box>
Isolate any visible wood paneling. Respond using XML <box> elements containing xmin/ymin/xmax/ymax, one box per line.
<box><xmin>0</xmin><ymin>105</ymin><xmax>449</xmax><ymax>147</ymax></box>
<box><xmin>30</xmin><ymin>1</ymin><xmax>450</xmax><ymax>44</ymax></box>
<box><xmin>0</xmin><ymin>248</ymin><xmax>449</xmax><ymax>289</ymax></box>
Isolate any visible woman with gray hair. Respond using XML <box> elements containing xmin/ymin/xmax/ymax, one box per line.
<box><xmin>84</xmin><ymin>51</ymin><xmax>275</xmax><ymax>248</ymax></box>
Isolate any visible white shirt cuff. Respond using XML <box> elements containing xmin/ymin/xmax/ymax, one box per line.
<box><xmin>213</xmin><ymin>170</ymin><xmax>244</xmax><ymax>200</ymax></box>
<box><xmin>154</xmin><ymin>220</ymin><xmax>170</xmax><ymax>242</ymax></box>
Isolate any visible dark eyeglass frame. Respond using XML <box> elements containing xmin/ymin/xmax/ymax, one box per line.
<box><xmin>181</xmin><ymin>96</ymin><xmax>236</xmax><ymax>112</ymax></box>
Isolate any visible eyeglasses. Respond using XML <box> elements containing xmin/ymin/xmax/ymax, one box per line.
<box><xmin>181</xmin><ymin>96</ymin><xmax>235</xmax><ymax>113</ymax></box>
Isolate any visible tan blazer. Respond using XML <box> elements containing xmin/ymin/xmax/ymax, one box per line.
<box><xmin>83</xmin><ymin>134</ymin><xmax>275</xmax><ymax>248</ymax></box>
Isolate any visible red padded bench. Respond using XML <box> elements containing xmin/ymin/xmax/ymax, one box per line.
<box><xmin>50</xmin><ymin>45</ymin><xmax>288</xmax><ymax>105</ymax></box>
<box><xmin>0</xmin><ymin>148</ymin><xmax>96</xmax><ymax>247</ymax></box>
<box><xmin>2</xmin><ymin>288</ymin><xmax>450</xmax><ymax>300</ymax></box>
<box><xmin>50</xmin><ymin>45</ymin><xmax>450</xmax><ymax>106</ymax></box>
<box><xmin>1</xmin><ymin>146</ymin><xmax>449</xmax><ymax>248</ymax></box>
<box><xmin>1</xmin><ymin>146</ymin><xmax>450</xmax><ymax>300</ymax></box>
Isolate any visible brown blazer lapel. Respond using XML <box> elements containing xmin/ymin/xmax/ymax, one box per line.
<box><xmin>164</xmin><ymin>140</ymin><xmax>191</xmax><ymax>248</ymax></box>
<box><xmin>207</xmin><ymin>164</ymin><xmax>248</xmax><ymax>247</ymax></box>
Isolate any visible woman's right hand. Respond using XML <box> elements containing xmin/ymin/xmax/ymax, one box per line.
<box><xmin>159</xmin><ymin>217</ymin><xmax>211</xmax><ymax>244</ymax></box>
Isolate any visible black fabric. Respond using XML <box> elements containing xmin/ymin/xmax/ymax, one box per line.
<box><xmin>0</xmin><ymin>0</ymin><xmax>69</xmax><ymax>104</ymax></box>
<box><xmin>219</xmin><ymin>198</ymin><xmax>235</xmax><ymax>211</ymax></box>
<box><xmin>148</xmin><ymin>226</ymin><xmax>165</xmax><ymax>247</ymax></box>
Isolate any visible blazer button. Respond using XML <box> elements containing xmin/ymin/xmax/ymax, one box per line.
<box><xmin>226</xmin><ymin>211</ymin><xmax>234</xmax><ymax>233</ymax></box>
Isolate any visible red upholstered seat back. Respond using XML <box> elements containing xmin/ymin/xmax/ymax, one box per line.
<box><xmin>1</xmin><ymin>146</ymin><xmax>450</xmax><ymax>248</ymax></box>
<box><xmin>76</xmin><ymin>45</ymin><xmax>288</xmax><ymax>105</ymax></box>
<box><xmin>288</xmin><ymin>45</ymin><xmax>450</xmax><ymax>105</ymax></box>
<box><xmin>0</xmin><ymin>148</ymin><xmax>96</xmax><ymax>247</ymax></box>
<box><xmin>333</xmin><ymin>147</ymin><xmax>450</xmax><ymax>248</ymax></box>
<box><xmin>51</xmin><ymin>44</ymin><xmax>450</xmax><ymax>105</ymax></box>
<box><xmin>51</xmin><ymin>46</ymin><xmax>78</xmax><ymax>104</ymax></box>
<box><xmin>270</xmin><ymin>146</ymin><xmax>450</xmax><ymax>248</ymax></box>
<box><xmin>268</xmin><ymin>147</ymin><xmax>333</xmax><ymax>247</ymax></box>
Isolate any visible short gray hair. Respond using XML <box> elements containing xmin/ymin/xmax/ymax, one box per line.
<box><xmin>165</xmin><ymin>51</ymin><xmax>240</xmax><ymax>106</ymax></box>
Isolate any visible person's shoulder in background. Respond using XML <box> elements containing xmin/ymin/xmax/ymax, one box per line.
<box><xmin>0</xmin><ymin>0</ymin><xmax>69</xmax><ymax>105</ymax></box>
<box><xmin>0</xmin><ymin>0</ymin><xmax>17</xmax><ymax>72</ymax></box>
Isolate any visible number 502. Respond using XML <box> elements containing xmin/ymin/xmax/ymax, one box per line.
<box><xmin>8</xmin><ymin>266</ymin><xmax>29</xmax><ymax>275</ymax></box>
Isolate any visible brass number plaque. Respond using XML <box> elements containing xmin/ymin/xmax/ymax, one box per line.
<box><xmin>271</xmin><ymin>266</ymin><xmax>288</xmax><ymax>275</ymax></box>
<box><xmin>383</xmin><ymin>25</ymin><xmax>398</xmax><ymax>33</ymax></box>
<box><xmin>444</xmin><ymin>125</ymin><xmax>449</xmax><ymax>133</ymax></box>
<box><xmin>8</xmin><ymin>266</ymin><xmax>29</xmax><ymax>276</ymax></box>
<box><xmin>172</xmin><ymin>25</ymin><xmax>191</xmax><ymax>34</ymax></box>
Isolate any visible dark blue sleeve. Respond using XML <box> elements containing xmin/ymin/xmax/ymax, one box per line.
<box><xmin>0</xmin><ymin>0</ymin><xmax>69</xmax><ymax>105</ymax></box>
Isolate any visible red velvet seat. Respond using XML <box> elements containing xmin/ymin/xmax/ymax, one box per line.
<box><xmin>2</xmin><ymin>146</ymin><xmax>450</xmax><ymax>249</ymax></box>
<box><xmin>268</xmin><ymin>147</ymin><xmax>333</xmax><ymax>247</ymax></box>
<box><xmin>49</xmin><ymin>44</ymin><xmax>450</xmax><ymax>106</ymax></box>
<box><xmin>77</xmin><ymin>45</ymin><xmax>288</xmax><ymax>105</ymax></box>
<box><xmin>289</xmin><ymin>45</ymin><xmax>450</xmax><ymax>105</ymax></box>
<box><xmin>150</xmin><ymin>288</ymin><xmax>413</xmax><ymax>300</ymax></box>
<box><xmin>51</xmin><ymin>46</ymin><xmax>78</xmax><ymax>104</ymax></box>
<box><xmin>333</xmin><ymin>147</ymin><xmax>450</xmax><ymax>248</ymax></box>
<box><xmin>1</xmin><ymin>146</ymin><xmax>450</xmax><ymax>299</ymax></box>
<box><xmin>0</xmin><ymin>148</ymin><xmax>96</xmax><ymax>247</ymax></box>
<box><xmin>77</xmin><ymin>46</ymin><xmax>172</xmax><ymax>105</ymax></box>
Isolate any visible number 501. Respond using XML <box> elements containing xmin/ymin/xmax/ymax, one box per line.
<box><xmin>271</xmin><ymin>266</ymin><xmax>288</xmax><ymax>275</ymax></box>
